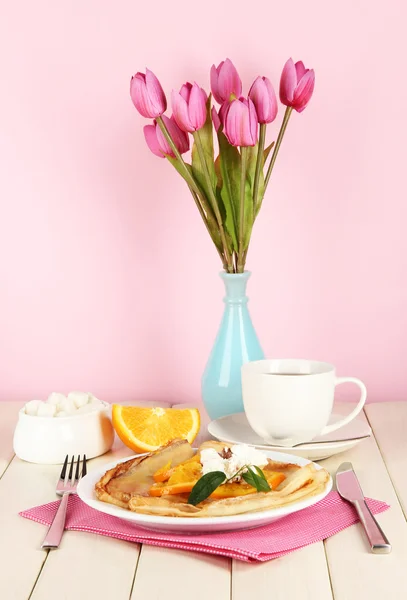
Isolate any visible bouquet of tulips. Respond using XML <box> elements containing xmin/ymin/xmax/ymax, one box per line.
<box><xmin>130</xmin><ymin>58</ymin><xmax>315</xmax><ymax>273</ymax></box>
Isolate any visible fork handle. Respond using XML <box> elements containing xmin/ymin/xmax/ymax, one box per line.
<box><xmin>41</xmin><ymin>493</ymin><xmax>70</xmax><ymax>550</ymax></box>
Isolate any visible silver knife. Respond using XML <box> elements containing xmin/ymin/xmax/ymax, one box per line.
<box><xmin>336</xmin><ymin>462</ymin><xmax>391</xmax><ymax>554</ymax></box>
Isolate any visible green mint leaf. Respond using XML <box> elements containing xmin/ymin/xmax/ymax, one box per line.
<box><xmin>188</xmin><ymin>471</ymin><xmax>226</xmax><ymax>506</ymax></box>
<box><xmin>242</xmin><ymin>467</ymin><xmax>271</xmax><ymax>492</ymax></box>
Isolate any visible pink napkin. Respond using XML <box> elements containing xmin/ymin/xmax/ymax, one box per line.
<box><xmin>20</xmin><ymin>492</ymin><xmax>389</xmax><ymax>562</ymax></box>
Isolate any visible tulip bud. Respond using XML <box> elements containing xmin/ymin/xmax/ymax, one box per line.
<box><xmin>144</xmin><ymin>116</ymin><xmax>189</xmax><ymax>158</ymax></box>
<box><xmin>157</xmin><ymin>115</ymin><xmax>190</xmax><ymax>156</ymax></box>
<box><xmin>248</xmin><ymin>76</ymin><xmax>278</xmax><ymax>124</ymax></box>
<box><xmin>210</xmin><ymin>59</ymin><xmax>242</xmax><ymax>104</ymax></box>
<box><xmin>279</xmin><ymin>59</ymin><xmax>315</xmax><ymax>113</ymax></box>
<box><xmin>143</xmin><ymin>123</ymin><xmax>165</xmax><ymax>158</ymax></box>
<box><xmin>223</xmin><ymin>97</ymin><xmax>258</xmax><ymax>147</ymax></box>
<box><xmin>130</xmin><ymin>69</ymin><xmax>167</xmax><ymax>118</ymax></box>
<box><xmin>171</xmin><ymin>82</ymin><xmax>207</xmax><ymax>133</ymax></box>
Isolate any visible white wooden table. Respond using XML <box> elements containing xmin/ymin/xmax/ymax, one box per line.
<box><xmin>1</xmin><ymin>401</ymin><xmax>407</xmax><ymax>600</ymax></box>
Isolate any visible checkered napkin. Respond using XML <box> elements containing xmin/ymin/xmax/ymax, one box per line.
<box><xmin>20</xmin><ymin>492</ymin><xmax>389</xmax><ymax>562</ymax></box>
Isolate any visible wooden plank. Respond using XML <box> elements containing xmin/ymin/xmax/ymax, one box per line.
<box><xmin>129</xmin><ymin>402</ymin><xmax>231</xmax><ymax>600</ymax></box>
<box><xmin>322</xmin><ymin>408</ymin><xmax>407</xmax><ymax>600</ymax></box>
<box><xmin>365</xmin><ymin>402</ymin><xmax>407</xmax><ymax>519</ymax></box>
<box><xmin>233</xmin><ymin>543</ymin><xmax>333</xmax><ymax>600</ymax></box>
<box><xmin>0</xmin><ymin>402</ymin><xmax>23</xmax><ymax>478</ymax></box>
<box><xmin>0</xmin><ymin>401</ymin><xmax>169</xmax><ymax>600</ymax></box>
<box><xmin>130</xmin><ymin>545</ymin><xmax>231</xmax><ymax>600</ymax></box>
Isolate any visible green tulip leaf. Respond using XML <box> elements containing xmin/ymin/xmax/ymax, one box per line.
<box><xmin>191</xmin><ymin>95</ymin><xmax>217</xmax><ymax>206</ymax></box>
<box><xmin>216</xmin><ymin>132</ymin><xmax>241</xmax><ymax>251</ymax></box>
<box><xmin>264</xmin><ymin>141</ymin><xmax>275</xmax><ymax>163</ymax></box>
<box><xmin>167</xmin><ymin>156</ymin><xmax>223</xmax><ymax>252</ymax></box>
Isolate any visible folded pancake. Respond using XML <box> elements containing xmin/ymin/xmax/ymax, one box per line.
<box><xmin>95</xmin><ymin>439</ymin><xmax>194</xmax><ymax>508</ymax></box>
<box><xmin>128</xmin><ymin>462</ymin><xmax>329</xmax><ymax>517</ymax></box>
<box><xmin>95</xmin><ymin>438</ymin><xmax>330</xmax><ymax>517</ymax></box>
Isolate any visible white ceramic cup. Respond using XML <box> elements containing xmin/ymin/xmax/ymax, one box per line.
<box><xmin>241</xmin><ymin>359</ymin><xmax>367</xmax><ymax>446</ymax></box>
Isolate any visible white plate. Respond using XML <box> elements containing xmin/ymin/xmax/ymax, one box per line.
<box><xmin>208</xmin><ymin>413</ymin><xmax>372</xmax><ymax>462</ymax></box>
<box><xmin>77</xmin><ymin>450</ymin><xmax>332</xmax><ymax>534</ymax></box>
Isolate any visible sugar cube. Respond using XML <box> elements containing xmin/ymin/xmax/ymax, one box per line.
<box><xmin>57</xmin><ymin>397</ymin><xmax>76</xmax><ymax>414</ymax></box>
<box><xmin>24</xmin><ymin>400</ymin><xmax>43</xmax><ymax>416</ymax></box>
<box><xmin>47</xmin><ymin>392</ymin><xmax>66</xmax><ymax>405</ymax></box>
<box><xmin>68</xmin><ymin>391</ymin><xmax>89</xmax><ymax>408</ymax></box>
<box><xmin>88</xmin><ymin>394</ymin><xmax>103</xmax><ymax>409</ymax></box>
<box><xmin>37</xmin><ymin>403</ymin><xmax>57</xmax><ymax>417</ymax></box>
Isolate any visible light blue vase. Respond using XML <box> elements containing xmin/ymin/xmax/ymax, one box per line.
<box><xmin>201</xmin><ymin>271</ymin><xmax>264</xmax><ymax>420</ymax></box>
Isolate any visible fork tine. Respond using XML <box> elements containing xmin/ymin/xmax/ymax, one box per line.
<box><xmin>68</xmin><ymin>455</ymin><xmax>75</xmax><ymax>483</ymax></box>
<box><xmin>60</xmin><ymin>455</ymin><xmax>69</xmax><ymax>480</ymax></box>
<box><xmin>82</xmin><ymin>455</ymin><xmax>87</xmax><ymax>477</ymax></box>
<box><xmin>75</xmin><ymin>455</ymin><xmax>81</xmax><ymax>481</ymax></box>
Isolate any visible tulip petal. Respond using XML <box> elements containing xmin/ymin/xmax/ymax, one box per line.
<box><xmin>156</xmin><ymin>115</ymin><xmax>190</xmax><ymax>156</ymax></box>
<box><xmin>279</xmin><ymin>58</ymin><xmax>296</xmax><ymax>106</ymax></box>
<box><xmin>218</xmin><ymin>101</ymin><xmax>229</xmax><ymax>127</ymax></box>
<box><xmin>188</xmin><ymin>83</ymin><xmax>207</xmax><ymax>130</ymax></box>
<box><xmin>293</xmin><ymin>69</ymin><xmax>315</xmax><ymax>112</ymax></box>
<box><xmin>263</xmin><ymin>77</ymin><xmax>278</xmax><ymax>123</ymax></box>
<box><xmin>145</xmin><ymin>68</ymin><xmax>167</xmax><ymax>115</ymax></box>
<box><xmin>144</xmin><ymin>124</ymin><xmax>165</xmax><ymax>157</ymax></box>
<box><xmin>171</xmin><ymin>90</ymin><xmax>194</xmax><ymax>132</ymax></box>
<box><xmin>295</xmin><ymin>61</ymin><xmax>307</xmax><ymax>82</ymax></box>
<box><xmin>218</xmin><ymin>58</ymin><xmax>242</xmax><ymax>102</ymax></box>
<box><xmin>247</xmin><ymin>98</ymin><xmax>258</xmax><ymax>145</ymax></box>
<box><xmin>180</xmin><ymin>82</ymin><xmax>192</xmax><ymax>102</ymax></box>
<box><xmin>211</xmin><ymin>106</ymin><xmax>221</xmax><ymax>132</ymax></box>
<box><xmin>210</xmin><ymin>63</ymin><xmax>223</xmax><ymax>104</ymax></box>
<box><xmin>224</xmin><ymin>98</ymin><xmax>257</xmax><ymax>147</ymax></box>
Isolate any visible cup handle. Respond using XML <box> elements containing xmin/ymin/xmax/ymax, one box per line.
<box><xmin>319</xmin><ymin>377</ymin><xmax>367</xmax><ymax>436</ymax></box>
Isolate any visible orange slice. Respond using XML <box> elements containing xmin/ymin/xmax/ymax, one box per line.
<box><xmin>209</xmin><ymin>471</ymin><xmax>286</xmax><ymax>499</ymax></box>
<box><xmin>149</xmin><ymin>459</ymin><xmax>202</xmax><ymax>496</ymax></box>
<box><xmin>112</xmin><ymin>405</ymin><xmax>201</xmax><ymax>453</ymax></box>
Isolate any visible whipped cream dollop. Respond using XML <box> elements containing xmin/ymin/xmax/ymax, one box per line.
<box><xmin>24</xmin><ymin>392</ymin><xmax>105</xmax><ymax>418</ymax></box>
<box><xmin>200</xmin><ymin>444</ymin><xmax>268</xmax><ymax>480</ymax></box>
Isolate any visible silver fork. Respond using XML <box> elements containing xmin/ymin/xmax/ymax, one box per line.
<box><xmin>41</xmin><ymin>454</ymin><xmax>87</xmax><ymax>550</ymax></box>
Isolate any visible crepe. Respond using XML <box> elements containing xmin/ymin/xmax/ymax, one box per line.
<box><xmin>95</xmin><ymin>439</ymin><xmax>194</xmax><ymax>508</ymax></box>
<box><xmin>95</xmin><ymin>439</ymin><xmax>330</xmax><ymax>517</ymax></box>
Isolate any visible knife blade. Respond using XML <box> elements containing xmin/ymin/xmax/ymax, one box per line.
<box><xmin>336</xmin><ymin>462</ymin><xmax>391</xmax><ymax>554</ymax></box>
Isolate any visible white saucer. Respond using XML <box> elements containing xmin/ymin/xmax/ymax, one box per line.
<box><xmin>208</xmin><ymin>412</ymin><xmax>372</xmax><ymax>461</ymax></box>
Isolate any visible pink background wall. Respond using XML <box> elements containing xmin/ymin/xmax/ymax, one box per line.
<box><xmin>1</xmin><ymin>0</ymin><xmax>406</xmax><ymax>405</ymax></box>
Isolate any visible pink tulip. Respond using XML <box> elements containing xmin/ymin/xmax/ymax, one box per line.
<box><xmin>143</xmin><ymin>123</ymin><xmax>165</xmax><ymax>158</ymax></box>
<box><xmin>171</xmin><ymin>82</ymin><xmax>207</xmax><ymax>133</ymax></box>
<box><xmin>223</xmin><ymin>97</ymin><xmax>258</xmax><ymax>147</ymax></box>
<box><xmin>130</xmin><ymin>69</ymin><xmax>167</xmax><ymax>118</ymax></box>
<box><xmin>248</xmin><ymin>76</ymin><xmax>278</xmax><ymax>124</ymax></box>
<box><xmin>143</xmin><ymin>115</ymin><xmax>189</xmax><ymax>158</ymax></box>
<box><xmin>279</xmin><ymin>58</ymin><xmax>315</xmax><ymax>113</ymax></box>
<box><xmin>211</xmin><ymin>106</ymin><xmax>221</xmax><ymax>132</ymax></box>
<box><xmin>210</xmin><ymin>59</ymin><xmax>242</xmax><ymax>104</ymax></box>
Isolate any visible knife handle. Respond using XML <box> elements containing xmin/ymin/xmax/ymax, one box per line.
<box><xmin>353</xmin><ymin>499</ymin><xmax>391</xmax><ymax>554</ymax></box>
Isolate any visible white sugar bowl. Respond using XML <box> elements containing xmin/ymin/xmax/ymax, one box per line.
<box><xmin>13</xmin><ymin>401</ymin><xmax>115</xmax><ymax>464</ymax></box>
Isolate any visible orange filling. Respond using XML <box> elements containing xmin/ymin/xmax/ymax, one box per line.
<box><xmin>150</xmin><ymin>457</ymin><xmax>286</xmax><ymax>498</ymax></box>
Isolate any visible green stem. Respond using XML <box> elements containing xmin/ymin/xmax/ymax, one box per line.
<box><xmin>253</xmin><ymin>123</ymin><xmax>266</xmax><ymax>214</ymax></box>
<box><xmin>157</xmin><ymin>116</ymin><xmax>227</xmax><ymax>267</ymax></box>
<box><xmin>264</xmin><ymin>106</ymin><xmax>293</xmax><ymax>191</ymax></box>
<box><xmin>238</xmin><ymin>146</ymin><xmax>248</xmax><ymax>273</ymax></box>
<box><xmin>193</xmin><ymin>130</ymin><xmax>234</xmax><ymax>273</ymax></box>
<box><xmin>187</xmin><ymin>185</ymin><xmax>227</xmax><ymax>268</ymax></box>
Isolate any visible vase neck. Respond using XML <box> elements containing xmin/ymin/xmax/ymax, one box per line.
<box><xmin>220</xmin><ymin>271</ymin><xmax>251</xmax><ymax>305</ymax></box>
